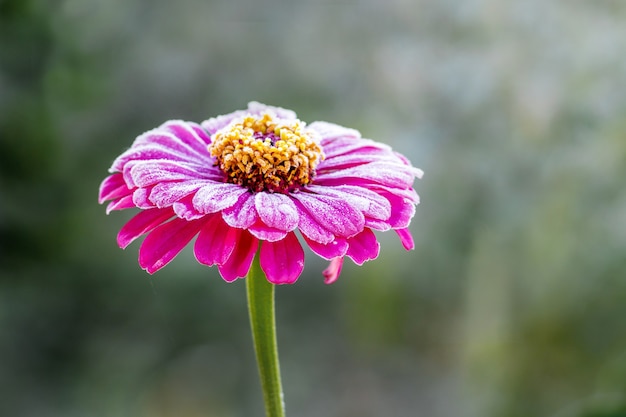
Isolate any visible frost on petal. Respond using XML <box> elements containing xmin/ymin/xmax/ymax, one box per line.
<box><xmin>260</xmin><ymin>232</ymin><xmax>304</xmax><ymax>284</ymax></box>
<box><xmin>117</xmin><ymin>208</ymin><xmax>175</xmax><ymax>249</ymax></box>
<box><xmin>173</xmin><ymin>196</ymin><xmax>205</xmax><ymax>220</ymax></box>
<box><xmin>139</xmin><ymin>217</ymin><xmax>205</xmax><ymax>274</ymax></box>
<box><xmin>323</xmin><ymin>257</ymin><xmax>344</xmax><ymax>285</ymax></box>
<box><xmin>293</xmin><ymin>202</ymin><xmax>336</xmax><ymax>244</ymax></box>
<box><xmin>255</xmin><ymin>192</ymin><xmax>299</xmax><ymax>232</ymax></box>
<box><xmin>192</xmin><ymin>183</ymin><xmax>248</xmax><ymax>214</ymax></box>
<box><xmin>292</xmin><ymin>192</ymin><xmax>364</xmax><ymax>239</ymax></box>
<box><xmin>149</xmin><ymin>179</ymin><xmax>208</xmax><ymax>208</ymax></box>
<box><xmin>308</xmin><ymin>121</ymin><xmax>361</xmax><ymax>142</ymax></box>
<box><xmin>345</xmin><ymin>228</ymin><xmax>380</xmax><ymax>265</ymax></box>
<box><xmin>99</xmin><ymin>173</ymin><xmax>131</xmax><ymax>204</ymax></box>
<box><xmin>217</xmin><ymin>230</ymin><xmax>258</xmax><ymax>282</ymax></box>
<box><xmin>315</xmin><ymin>161</ymin><xmax>416</xmax><ymax>189</ymax></box>
<box><xmin>302</xmin><ymin>235</ymin><xmax>348</xmax><ymax>260</ymax></box>
<box><xmin>133</xmin><ymin>187</ymin><xmax>155</xmax><ymax>209</ymax></box>
<box><xmin>161</xmin><ymin>120</ymin><xmax>211</xmax><ymax>153</ymax></box>
<box><xmin>306</xmin><ymin>185</ymin><xmax>391</xmax><ymax>222</ymax></box>
<box><xmin>194</xmin><ymin>215</ymin><xmax>238</xmax><ymax>266</ymax></box>
<box><xmin>129</xmin><ymin>160</ymin><xmax>208</xmax><ymax>187</ymax></box>
<box><xmin>395</xmin><ymin>228</ymin><xmax>415</xmax><ymax>251</ymax></box>
<box><xmin>222</xmin><ymin>192</ymin><xmax>258</xmax><ymax>229</ymax></box>
<box><xmin>248</xmin><ymin>219</ymin><xmax>288</xmax><ymax>242</ymax></box>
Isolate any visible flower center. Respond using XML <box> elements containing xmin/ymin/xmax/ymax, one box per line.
<box><xmin>208</xmin><ymin>113</ymin><xmax>324</xmax><ymax>193</ymax></box>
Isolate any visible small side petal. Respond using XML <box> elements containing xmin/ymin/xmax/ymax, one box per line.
<box><xmin>396</xmin><ymin>228</ymin><xmax>415</xmax><ymax>251</ymax></box>
<box><xmin>99</xmin><ymin>173</ymin><xmax>131</xmax><ymax>203</ymax></box>
<box><xmin>217</xmin><ymin>230</ymin><xmax>258</xmax><ymax>282</ymax></box>
<box><xmin>117</xmin><ymin>208</ymin><xmax>175</xmax><ymax>249</ymax></box>
<box><xmin>323</xmin><ymin>257</ymin><xmax>344</xmax><ymax>285</ymax></box>
<box><xmin>149</xmin><ymin>179</ymin><xmax>208</xmax><ymax>208</ymax></box>
<box><xmin>139</xmin><ymin>217</ymin><xmax>204</xmax><ymax>274</ymax></box>
<box><xmin>106</xmin><ymin>195</ymin><xmax>136</xmax><ymax>214</ymax></box>
<box><xmin>345</xmin><ymin>228</ymin><xmax>380</xmax><ymax>266</ymax></box>
<box><xmin>260</xmin><ymin>232</ymin><xmax>304</xmax><ymax>284</ymax></box>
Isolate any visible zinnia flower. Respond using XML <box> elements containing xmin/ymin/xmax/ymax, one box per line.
<box><xmin>98</xmin><ymin>102</ymin><xmax>422</xmax><ymax>284</ymax></box>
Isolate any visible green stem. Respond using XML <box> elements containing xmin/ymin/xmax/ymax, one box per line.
<box><xmin>246</xmin><ymin>255</ymin><xmax>285</xmax><ymax>417</ymax></box>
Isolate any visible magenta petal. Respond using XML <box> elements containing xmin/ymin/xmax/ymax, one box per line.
<box><xmin>173</xmin><ymin>196</ymin><xmax>205</xmax><ymax>220</ymax></box>
<box><xmin>260</xmin><ymin>232</ymin><xmax>304</xmax><ymax>284</ymax></box>
<box><xmin>99</xmin><ymin>173</ymin><xmax>131</xmax><ymax>203</ymax></box>
<box><xmin>149</xmin><ymin>179</ymin><xmax>208</xmax><ymax>208</ymax></box>
<box><xmin>323</xmin><ymin>257</ymin><xmax>344</xmax><ymax>284</ymax></box>
<box><xmin>192</xmin><ymin>183</ymin><xmax>248</xmax><ymax>214</ymax></box>
<box><xmin>293</xmin><ymin>202</ymin><xmax>335</xmax><ymax>244</ymax></box>
<box><xmin>248</xmin><ymin>219</ymin><xmax>289</xmax><ymax>242</ymax></box>
<box><xmin>222</xmin><ymin>192</ymin><xmax>258</xmax><ymax>229</ymax></box>
<box><xmin>106</xmin><ymin>195</ymin><xmax>136</xmax><ymax>214</ymax></box>
<box><xmin>306</xmin><ymin>185</ymin><xmax>391</xmax><ymax>222</ymax></box>
<box><xmin>133</xmin><ymin>187</ymin><xmax>155</xmax><ymax>209</ymax></box>
<box><xmin>396</xmin><ymin>228</ymin><xmax>415</xmax><ymax>251</ymax></box>
<box><xmin>302</xmin><ymin>235</ymin><xmax>348</xmax><ymax>260</ymax></box>
<box><xmin>139</xmin><ymin>217</ymin><xmax>204</xmax><ymax>274</ymax></box>
<box><xmin>118</xmin><ymin>208</ymin><xmax>175</xmax><ymax>249</ymax></box>
<box><xmin>161</xmin><ymin>120</ymin><xmax>212</xmax><ymax>153</ymax></box>
<box><xmin>255</xmin><ymin>192</ymin><xmax>299</xmax><ymax>232</ymax></box>
<box><xmin>217</xmin><ymin>230</ymin><xmax>258</xmax><ymax>282</ymax></box>
<box><xmin>345</xmin><ymin>228</ymin><xmax>380</xmax><ymax>265</ymax></box>
<box><xmin>194</xmin><ymin>215</ymin><xmax>237</xmax><ymax>266</ymax></box>
<box><xmin>315</xmin><ymin>161</ymin><xmax>416</xmax><ymax>188</ymax></box>
<box><xmin>292</xmin><ymin>192</ymin><xmax>364</xmax><ymax>238</ymax></box>
<box><xmin>129</xmin><ymin>160</ymin><xmax>207</xmax><ymax>187</ymax></box>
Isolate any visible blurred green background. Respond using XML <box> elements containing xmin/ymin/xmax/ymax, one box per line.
<box><xmin>2</xmin><ymin>0</ymin><xmax>626</xmax><ymax>416</ymax></box>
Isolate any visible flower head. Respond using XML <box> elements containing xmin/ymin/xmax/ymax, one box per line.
<box><xmin>98</xmin><ymin>102</ymin><xmax>423</xmax><ymax>284</ymax></box>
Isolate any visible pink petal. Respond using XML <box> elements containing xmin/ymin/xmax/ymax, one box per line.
<box><xmin>129</xmin><ymin>160</ymin><xmax>208</xmax><ymax>187</ymax></box>
<box><xmin>217</xmin><ymin>230</ymin><xmax>258</xmax><ymax>282</ymax></box>
<box><xmin>139</xmin><ymin>217</ymin><xmax>205</xmax><ymax>274</ymax></box>
<box><xmin>194</xmin><ymin>215</ymin><xmax>238</xmax><ymax>266</ymax></box>
<box><xmin>248</xmin><ymin>219</ymin><xmax>288</xmax><ymax>242</ymax></box>
<box><xmin>302</xmin><ymin>235</ymin><xmax>348</xmax><ymax>260</ymax></box>
<box><xmin>222</xmin><ymin>192</ymin><xmax>258</xmax><ymax>229</ymax></box>
<box><xmin>133</xmin><ymin>187</ymin><xmax>155</xmax><ymax>209</ymax></box>
<box><xmin>117</xmin><ymin>208</ymin><xmax>175</xmax><ymax>249</ymax></box>
<box><xmin>173</xmin><ymin>196</ymin><xmax>205</xmax><ymax>220</ymax></box>
<box><xmin>317</xmin><ymin>150</ymin><xmax>400</xmax><ymax>172</ymax></box>
<box><xmin>323</xmin><ymin>257</ymin><xmax>344</xmax><ymax>284</ymax></box>
<box><xmin>149</xmin><ymin>180</ymin><xmax>208</xmax><ymax>208</ymax></box>
<box><xmin>292</xmin><ymin>192</ymin><xmax>364</xmax><ymax>238</ymax></box>
<box><xmin>106</xmin><ymin>195</ymin><xmax>136</xmax><ymax>214</ymax></box>
<box><xmin>315</xmin><ymin>161</ymin><xmax>416</xmax><ymax>189</ymax></box>
<box><xmin>161</xmin><ymin>120</ymin><xmax>211</xmax><ymax>153</ymax></box>
<box><xmin>395</xmin><ymin>228</ymin><xmax>415</xmax><ymax>250</ymax></box>
<box><xmin>259</xmin><ymin>232</ymin><xmax>304</xmax><ymax>284</ymax></box>
<box><xmin>306</xmin><ymin>185</ymin><xmax>391</xmax><ymax>221</ymax></box>
<box><xmin>255</xmin><ymin>192</ymin><xmax>299</xmax><ymax>232</ymax></box>
<box><xmin>99</xmin><ymin>173</ymin><xmax>131</xmax><ymax>203</ymax></box>
<box><xmin>345</xmin><ymin>228</ymin><xmax>380</xmax><ymax>265</ymax></box>
<box><xmin>308</xmin><ymin>121</ymin><xmax>361</xmax><ymax>142</ymax></box>
<box><xmin>293</xmin><ymin>202</ymin><xmax>336</xmax><ymax>244</ymax></box>
<box><xmin>192</xmin><ymin>183</ymin><xmax>248</xmax><ymax>214</ymax></box>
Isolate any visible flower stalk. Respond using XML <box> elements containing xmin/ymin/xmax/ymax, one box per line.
<box><xmin>246</xmin><ymin>254</ymin><xmax>285</xmax><ymax>417</ymax></box>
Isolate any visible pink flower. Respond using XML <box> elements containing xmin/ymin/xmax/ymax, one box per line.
<box><xmin>99</xmin><ymin>102</ymin><xmax>423</xmax><ymax>284</ymax></box>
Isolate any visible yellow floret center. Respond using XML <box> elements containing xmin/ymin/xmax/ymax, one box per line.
<box><xmin>208</xmin><ymin>113</ymin><xmax>324</xmax><ymax>193</ymax></box>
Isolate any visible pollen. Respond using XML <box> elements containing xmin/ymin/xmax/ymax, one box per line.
<box><xmin>208</xmin><ymin>113</ymin><xmax>324</xmax><ymax>193</ymax></box>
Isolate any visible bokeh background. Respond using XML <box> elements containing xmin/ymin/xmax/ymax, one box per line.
<box><xmin>2</xmin><ymin>0</ymin><xmax>626</xmax><ymax>416</ymax></box>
